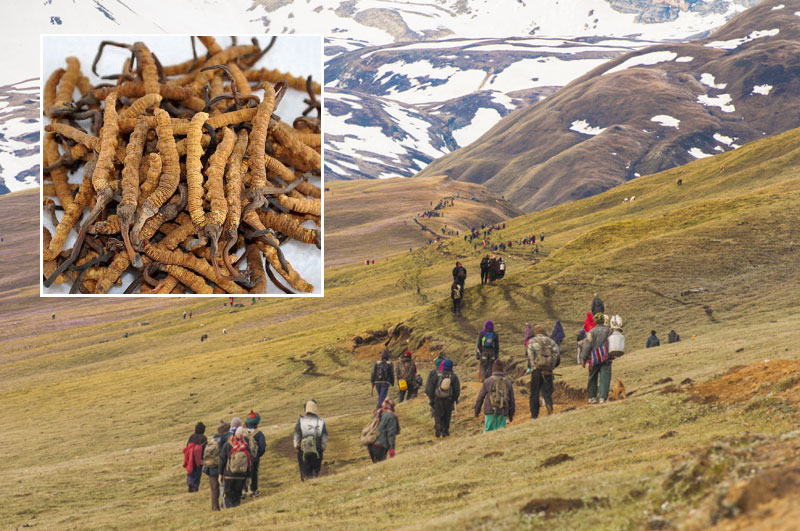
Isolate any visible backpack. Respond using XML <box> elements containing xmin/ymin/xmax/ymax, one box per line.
<box><xmin>360</xmin><ymin>414</ymin><xmax>381</xmax><ymax>446</ymax></box>
<box><xmin>608</xmin><ymin>330</ymin><xmax>626</xmax><ymax>357</ymax></box>
<box><xmin>452</xmin><ymin>284</ymin><xmax>462</xmax><ymax>300</ymax></box>
<box><xmin>489</xmin><ymin>377</ymin><xmax>508</xmax><ymax>413</ymax></box>
<box><xmin>398</xmin><ymin>358</ymin><xmax>414</xmax><ymax>381</ymax></box>
<box><xmin>227</xmin><ymin>446</ymin><xmax>249</xmax><ymax>475</ymax></box>
<box><xmin>246</xmin><ymin>428</ymin><xmax>261</xmax><ymax>460</ymax></box>
<box><xmin>482</xmin><ymin>331</ymin><xmax>496</xmax><ymax>350</ymax></box>
<box><xmin>456</xmin><ymin>268</ymin><xmax>466</xmax><ymax>281</ymax></box>
<box><xmin>300</xmin><ymin>417</ymin><xmax>321</xmax><ymax>461</ymax></box>
<box><xmin>435</xmin><ymin>372</ymin><xmax>453</xmax><ymax>399</ymax></box>
<box><xmin>203</xmin><ymin>437</ymin><xmax>220</xmax><ymax>468</ymax></box>
<box><xmin>375</xmin><ymin>360</ymin><xmax>392</xmax><ymax>383</ymax></box>
<box><xmin>529</xmin><ymin>336</ymin><xmax>559</xmax><ymax>371</ymax></box>
<box><xmin>588</xmin><ymin>340</ymin><xmax>610</xmax><ymax>370</ymax></box>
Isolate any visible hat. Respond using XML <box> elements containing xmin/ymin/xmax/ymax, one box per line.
<box><xmin>234</xmin><ymin>426</ymin><xmax>245</xmax><ymax>438</ymax></box>
<box><xmin>195</xmin><ymin>422</ymin><xmax>205</xmax><ymax>434</ymax></box>
<box><xmin>493</xmin><ymin>359</ymin><xmax>504</xmax><ymax>372</ymax></box>
<box><xmin>246</xmin><ymin>410</ymin><xmax>260</xmax><ymax>427</ymax></box>
<box><xmin>651</xmin><ymin>330</ymin><xmax>657</xmax><ymax>335</ymax></box>
<box><xmin>230</xmin><ymin>417</ymin><xmax>242</xmax><ymax>428</ymax></box>
<box><xmin>484</xmin><ymin>320</ymin><xmax>494</xmax><ymax>332</ymax></box>
<box><xmin>404</xmin><ymin>350</ymin><xmax>412</xmax><ymax>358</ymax></box>
<box><xmin>382</xmin><ymin>397</ymin><xmax>396</xmax><ymax>411</ymax></box>
<box><xmin>593</xmin><ymin>313</ymin><xmax>605</xmax><ymax>325</ymax></box>
<box><xmin>442</xmin><ymin>359</ymin><xmax>453</xmax><ymax>371</ymax></box>
<box><xmin>305</xmin><ymin>400</ymin><xmax>318</xmax><ymax>416</ymax></box>
<box><xmin>381</xmin><ymin>349</ymin><xmax>390</xmax><ymax>360</ymax></box>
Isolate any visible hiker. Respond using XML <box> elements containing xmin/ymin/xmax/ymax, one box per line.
<box><xmin>498</xmin><ymin>258</ymin><xmax>506</xmax><ymax>279</ymax></box>
<box><xmin>220</xmin><ymin>427</ymin><xmax>251</xmax><ymax>508</ymax></box>
<box><xmin>551</xmin><ymin>320</ymin><xmax>565</xmax><ymax>347</ymax></box>
<box><xmin>367</xmin><ymin>398</ymin><xmax>400</xmax><ymax>463</ymax></box>
<box><xmin>220</xmin><ymin>417</ymin><xmax>242</xmax><ymax>448</ymax></box>
<box><xmin>480</xmin><ymin>255</ymin><xmax>490</xmax><ymax>284</ymax></box>
<box><xmin>474</xmin><ymin>359</ymin><xmax>515</xmax><ymax>432</ymax></box>
<box><xmin>425</xmin><ymin>358</ymin><xmax>460</xmax><ymax>437</ymax></box>
<box><xmin>527</xmin><ymin>325</ymin><xmax>560</xmax><ymax>418</ymax></box>
<box><xmin>451</xmin><ymin>281</ymin><xmax>464</xmax><ymax>317</ymax></box>
<box><xmin>371</xmin><ymin>349</ymin><xmax>395</xmax><ymax>408</ymax></box>
<box><xmin>189</xmin><ymin>311</ymin><xmax>192</xmax><ymax>319</ymax></box>
<box><xmin>183</xmin><ymin>311</ymin><xmax>186</xmax><ymax>320</ymax></box>
<box><xmin>580</xmin><ymin>313</ymin><xmax>612</xmax><ymax>404</ymax></box>
<box><xmin>667</xmin><ymin>330</ymin><xmax>681</xmax><ymax>343</ymax></box>
<box><xmin>203</xmin><ymin>421</ymin><xmax>228</xmax><ymax>511</ymax></box>
<box><xmin>183</xmin><ymin>422</ymin><xmax>207</xmax><ymax>493</ymax></box>
<box><xmin>452</xmin><ymin>261</ymin><xmax>467</xmax><ymax>287</ymax></box>
<box><xmin>646</xmin><ymin>330</ymin><xmax>661</xmax><ymax>348</ymax></box>
<box><xmin>397</xmin><ymin>350</ymin><xmax>419</xmax><ymax>403</ymax></box>
<box><xmin>244</xmin><ymin>411</ymin><xmax>266</xmax><ymax>498</ymax></box>
<box><xmin>294</xmin><ymin>400</ymin><xmax>328</xmax><ymax>480</ymax></box>
<box><xmin>475</xmin><ymin>320</ymin><xmax>499</xmax><ymax>381</ymax></box>
<box><xmin>591</xmin><ymin>293</ymin><xmax>604</xmax><ymax>314</ymax></box>
<box><xmin>540</xmin><ymin>231</ymin><xmax>545</xmax><ymax>242</ymax></box>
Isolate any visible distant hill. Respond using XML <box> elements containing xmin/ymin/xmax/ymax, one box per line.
<box><xmin>325</xmin><ymin>175</ymin><xmax>522</xmax><ymax>267</ymax></box>
<box><xmin>417</xmin><ymin>0</ymin><xmax>800</xmax><ymax>211</ymax></box>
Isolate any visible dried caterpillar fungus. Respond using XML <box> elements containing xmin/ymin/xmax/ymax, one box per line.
<box><xmin>42</xmin><ymin>35</ymin><xmax>321</xmax><ymax>294</ymax></box>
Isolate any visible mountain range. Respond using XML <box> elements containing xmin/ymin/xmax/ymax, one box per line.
<box><xmin>417</xmin><ymin>0</ymin><xmax>800</xmax><ymax>210</ymax></box>
<box><xmin>0</xmin><ymin>0</ymin><xmax>763</xmax><ymax>195</ymax></box>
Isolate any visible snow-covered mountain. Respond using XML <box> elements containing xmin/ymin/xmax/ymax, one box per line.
<box><xmin>324</xmin><ymin>35</ymin><xmax>661</xmax><ymax>180</ymax></box>
<box><xmin>0</xmin><ymin>80</ymin><xmax>39</xmax><ymax>194</ymax></box>
<box><xmin>417</xmin><ymin>0</ymin><xmax>800</xmax><ymax>211</ymax></box>
<box><xmin>0</xmin><ymin>0</ymin><xmax>762</xmax><ymax>194</ymax></box>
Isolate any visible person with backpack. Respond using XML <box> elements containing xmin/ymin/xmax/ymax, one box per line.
<box><xmin>203</xmin><ymin>421</ymin><xmax>228</xmax><ymax>511</ymax></box>
<box><xmin>183</xmin><ymin>422</ymin><xmax>207</xmax><ymax>493</ymax></box>
<box><xmin>580</xmin><ymin>313</ymin><xmax>613</xmax><ymax>404</ymax></box>
<box><xmin>294</xmin><ymin>400</ymin><xmax>328</xmax><ymax>480</ymax></box>
<box><xmin>591</xmin><ymin>293</ymin><xmax>604</xmax><ymax>315</ymax></box>
<box><xmin>451</xmin><ymin>281</ymin><xmax>464</xmax><ymax>317</ymax></box>
<box><xmin>667</xmin><ymin>330</ymin><xmax>680</xmax><ymax>343</ymax></box>
<box><xmin>243</xmin><ymin>411</ymin><xmax>266</xmax><ymax>498</ymax></box>
<box><xmin>480</xmin><ymin>255</ymin><xmax>490</xmax><ymax>284</ymax></box>
<box><xmin>475</xmin><ymin>320</ymin><xmax>499</xmax><ymax>381</ymax></box>
<box><xmin>219</xmin><ymin>427</ymin><xmax>251</xmax><ymax>508</ymax></box>
<box><xmin>366</xmin><ymin>398</ymin><xmax>400</xmax><ymax>463</ymax></box>
<box><xmin>397</xmin><ymin>350</ymin><xmax>418</xmax><ymax>403</ymax></box>
<box><xmin>474</xmin><ymin>359</ymin><xmax>515</xmax><ymax>432</ymax></box>
<box><xmin>646</xmin><ymin>330</ymin><xmax>661</xmax><ymax>348</ymax></box>
<box><xmin>527</xmin><ymin>325</ymin><xmax>560</xmax><ymax>418</ymax></box>
<box><xmin>219</xmin><ymin>417</ymin><xmax>242</xmax><ymax>448</ymax></box>
<box><xmin>452</xmin><ymin>261</ymin><xmax>467</xmax><ymax>288</ymax></box>
<box><xmin>371</xmin><ymin>349</ymin><xmax>395</xmax><ymax>409</ymax></box>
<box><xmin>425</xmin><ymin>358</ymin><xmax>460</xmax><ymax>437</ymax></box>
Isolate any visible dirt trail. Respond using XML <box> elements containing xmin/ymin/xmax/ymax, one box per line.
<box><xmin>689</xmin><ymin>359</ymin><xmax>800</xmax><ymax>404</ymax></box>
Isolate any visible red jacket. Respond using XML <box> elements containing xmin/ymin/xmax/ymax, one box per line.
<box><xmin>183</xmin><ymin>442</ymin><xmax>204</xmax><ymax>473</ymax></box>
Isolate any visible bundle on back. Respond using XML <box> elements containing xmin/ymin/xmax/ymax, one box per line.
<box><xmin>42</xmin><ymin>36</ymin><xmax>321</xmax><ymax>295</ymax></box>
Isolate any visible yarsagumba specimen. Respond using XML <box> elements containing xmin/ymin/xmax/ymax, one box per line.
<box><xmin>42</xmin><ymin>35</ymin><xmax>321</xmax><ymax>294</ymax></box>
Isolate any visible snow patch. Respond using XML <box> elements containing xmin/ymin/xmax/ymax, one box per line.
<box><xmin>604</xmin><ymin>51</ymin><xmax>677</xmax><ymax>75</ymax></box>
<box><xmin>752</xmin><ymin>84</ymin><xmax>772</xmax><ymax>95</ymax></box>
<box><xmin>569</xmin><ymin>119</ymin><xmax>606</xmax><ymax>136</ymax></box>
<box><xmin>452</xmin><ymin>108</ymin><xmax>503</xmax><ymax>147</ymax></box>
<box><xmin>651</xmin><ymin>115</ymin><xmax>680</xmax><ymax>128</ymax></box>
<box><xmin>675</xmin><ymin>56</ymin><xmax>694</xmax><ymax>62</ymax></box>
<box><xmin>706</xmin><ymin>29</ymin><xmax>779</xmax><ymax>50</ymax></box>
<box><xmin>771</xmin><ymin>4</ymin><xmax>785</xmax><ymax>10</ymax></box>
<box><xmin>698</xmin><ymin>93</ymin><xmax>735</xmax><ymax>113</ymax></box>
<box><xmin>713</xmin><ymin>133</ymin><xmax>735</xmax><ymax>145</ymax></box>
<box><xmin>688</xmin><ymin>148</ymin><xmax>713</xmax><ymax>159</ymax></box>
<box><xmin>700</xmin><ymin>73</ymin><xmax>726</xmax><ymax>89</ymax></box>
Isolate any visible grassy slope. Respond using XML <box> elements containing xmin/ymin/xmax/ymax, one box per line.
<box><xmin>1</xmin><ymin>127</ymin><xmax>800</xmax><ymax>529</ymax></box>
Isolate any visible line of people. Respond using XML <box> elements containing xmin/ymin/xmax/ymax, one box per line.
<box><xmin>183</xmin><ymin>403</ymin><xmax>328</xmax><ymax>511</ymax></box>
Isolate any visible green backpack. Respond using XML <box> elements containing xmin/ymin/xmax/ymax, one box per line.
<box><xmin>489</xmin><ymin>377</ymin><xmax>508</xmax><ymax>413</ymax></box>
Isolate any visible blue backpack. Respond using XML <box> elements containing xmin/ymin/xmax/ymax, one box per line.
<box><xmin>483</xmin><ymin>331</ymin><xmax>495</xmax><ymax>349</ymax></box>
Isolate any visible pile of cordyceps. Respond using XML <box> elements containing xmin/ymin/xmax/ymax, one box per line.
<box><xmin>42</xmin><ymin>36</ymin><xmax>321</xmax><ymax>295</ymax></box>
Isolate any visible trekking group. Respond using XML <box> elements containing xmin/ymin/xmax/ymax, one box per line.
<box><xmin>184</xmin><ymin>292</ymin><xmax>628</xmax><ymax>511</ymax></box>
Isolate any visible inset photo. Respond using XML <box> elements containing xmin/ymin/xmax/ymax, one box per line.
<box><xmin>41</xmin><ymin>35</ymin><xmax>322</xmax><ymax>296</ymax></box>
